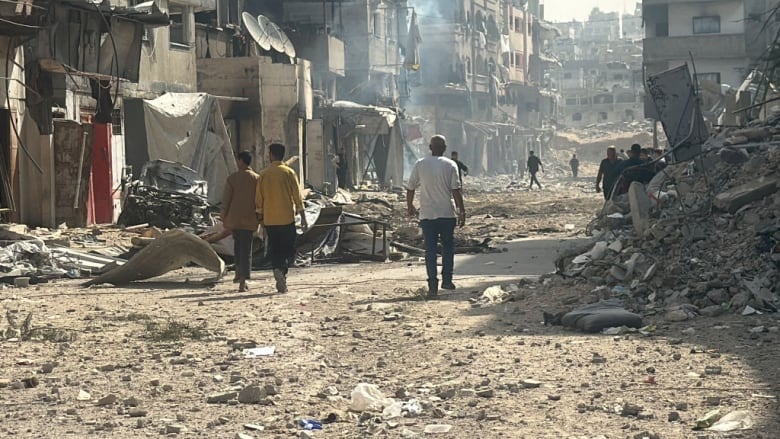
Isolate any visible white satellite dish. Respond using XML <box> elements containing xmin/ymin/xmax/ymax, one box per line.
<box><xmin>243</xmin><ymin>11</ymin><xmax>271</xmax><ymax>51</ymax></box>
<box><xmin>257</xmin><ymin>14</ymin><xmax>297</xmax><ymax>59</ymax></box>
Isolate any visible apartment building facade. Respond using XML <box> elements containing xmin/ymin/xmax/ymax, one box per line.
<box><xmin>642</xmin><ymin>0</ymin><xmax>776</xmax><ymax>88</ymax></box>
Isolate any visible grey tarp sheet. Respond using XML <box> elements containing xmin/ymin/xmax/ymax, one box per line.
<box><xmin>142</xmin><ymin>93</ymin><xmax>237</xmax><ymax>205</ymax></box>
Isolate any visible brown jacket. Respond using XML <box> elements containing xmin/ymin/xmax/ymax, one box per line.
<box><xmin>221</xmin><ymin>168</ymin><xmax>260</xmax><ymax>231</ymax></box>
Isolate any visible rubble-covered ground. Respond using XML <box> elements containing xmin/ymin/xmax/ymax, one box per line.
<box><xmin>2</xmin><ymin>143</ymin><xmax>780</xmax><ymax>438</ymax></box>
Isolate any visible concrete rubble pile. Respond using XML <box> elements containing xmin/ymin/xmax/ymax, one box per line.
<box><xmin>546</xmin><ymin>123</ymin><xmax>780</xmax><ymax>320</ymax></box>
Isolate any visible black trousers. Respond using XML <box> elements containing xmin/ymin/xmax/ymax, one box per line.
<box><xmin>529</xmin><ymin>171</ymin><xmax>542</xmax><ymax>188</ymax></box>
<box><xmin>266</xmin><ymin>223</ymin><xmax>297</xmax><ymax>275</ymax></box>
<box><xmin>233</xmin><ymin>229</ymin><xmax>254</xmax><ymax>280</ymax></box>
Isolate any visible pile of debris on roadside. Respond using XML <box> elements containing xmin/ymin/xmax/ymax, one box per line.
<box><xmin>531</xmin><ymin>120</ymin><xmax>780</xmax><ymax>321</ymax></box>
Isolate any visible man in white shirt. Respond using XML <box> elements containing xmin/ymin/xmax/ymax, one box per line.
<box><xmin>407</xmin><ymin>135</ymin><xmax>466</xmax><ymax>298</ymax></box>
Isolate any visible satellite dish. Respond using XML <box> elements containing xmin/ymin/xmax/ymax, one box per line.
<box><xmin>243</xmin><ymin>12</ymin><xmax>271</xmax><ymax>51</ymax></box>
<box><xmin>257</xmin><ymin>14</ymin><xmax>297</xmax><ymax>59</ymax></box>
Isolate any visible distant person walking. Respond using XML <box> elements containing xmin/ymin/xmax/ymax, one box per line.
<box><xmin>569</xmin><ymin>153</ymin><xmax>580</xmax><ymax>178</ymax></box>
<box><xmin>221</xmin><ymin>151</ymin><xmax>260</xmax><ymax>292</ymax></box>
<box><xmin>596</xmin><ymin>145</ymin><xmax>621</xmax><ymax>200</ymax></box>
<box><xmin>407</xmin><ymin>135</ymin><xmax>466</xmax><ymax>298</ymax></box>
<box><xmin>255</xmin><ymin>143</ymin><xmax>308</xmax><ymax>293</ymax></box>
<box><xmin>526</xmin><ymin>150</ymin><xmax>544</xmax><ymax>189</ymax></box>
<box><xmin>451</xmin><ymin>151</ymin><xmax>469</xmax><ymax>187</ymax></box>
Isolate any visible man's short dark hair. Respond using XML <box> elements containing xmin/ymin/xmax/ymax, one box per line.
<box><xmin>269</xmin><ymin>143</ymin><xmax>285</xmax><ymax>161</ymax></box>
<box><xmin>237</xmin><ymin>151</ymin><xmax>252</xmax><ymax>166</ymax></box>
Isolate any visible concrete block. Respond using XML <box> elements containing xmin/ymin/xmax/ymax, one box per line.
<box><xmin>628</xmin><ymin>182</ymin><xmax>650</xmax><ymax>236</ymax></box>
<box><xmin>14</xmin><ymin>277</ymin><xmax>30</xmax><ymax>288</ymax></box>
<box><xmin>714</xmin><ymin>178</ymin><xmax>779</xmax><ymax>213</ymax></box>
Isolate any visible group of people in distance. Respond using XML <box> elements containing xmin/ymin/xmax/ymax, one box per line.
<box><xmin>596</xmin><ymin>143</ymin><xmax>666</xmax><ymax>200</ymax></box>
<box><xmin>218</xmin><ymin>138</ymin><xmax>668</xmax><ymax>297</ymax></box>
<box><xmin>219</xmin><ymin>136</ymin><xmax>467</xmax><ymax>299</ymax></box>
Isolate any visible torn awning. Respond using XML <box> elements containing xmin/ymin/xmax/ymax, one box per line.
<box><xmin>142</xmin><ymin>93</ymin><xmax>237</xmax><ymax>205</ymax></box>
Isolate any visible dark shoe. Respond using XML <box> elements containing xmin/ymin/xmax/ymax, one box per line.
<box><xmin>441</xmin><ymin>281</ymin><xmax>456</xmax><ymax>290</ymax></box>
<box><xmin>239</xmin><ymin>281</ymin><xmax>248</xmax><ymax>292</ymax></box>
<box><xmin>427</xmin><ymin>280</ymin><xmax>439</xmax><ymax>299</ymax></box>
<box><xmin>273</xmin><ymin>269</ymin><xmax>287</xmax><ymax>293</ymax></box>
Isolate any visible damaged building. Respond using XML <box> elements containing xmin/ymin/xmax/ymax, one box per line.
<box><xmin>405</xmin><ymin>0</ymin><xmax>558</xmax><ymax>176</ymax></box>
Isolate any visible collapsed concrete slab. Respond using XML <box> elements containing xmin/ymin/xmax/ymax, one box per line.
<box><xmin>713</xmin><ymin>178</ymin><xmax>779</xmax><ymax>213</ymax></box>
<box><xmin>83</xmin><ymin>230</ymin><xmax>225</xmax><ymax>286</ymax></box>
<box><xmin>628</xmin><ymin>182</ymin><xmax>650</xmax><ymax>236</ymax></box>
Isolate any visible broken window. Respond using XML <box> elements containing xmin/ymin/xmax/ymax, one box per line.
<box><xmin>599</xmin><ymin>112</ymin><xmax>608</xmax><ymax>121</ymax></box>
<box><xmin>111</xmin><ymin>108</ymin><xmax>122</xmax><ymax>135</ymax></box>
<box><xmin>216</xmin><ymin>0</ymin><xmax>240</xmax><ymax>28</ymax></box>
<box><xmin>693</xmin><ymin>16</ymin><xmax>720</xmax><ymax>34</ymax></box>
<box><xmin>169</xmin><ymin>5</ymin><xmax>190</xmax><ymax>47</ymax></box>
<box><xmin>572</xmin><ymin>112</ymin><xmax>582</xmax><ymax>121</ymax></box>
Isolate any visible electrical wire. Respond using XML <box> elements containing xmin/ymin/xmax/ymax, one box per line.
<box><xmin>90</xmin><ymin>1</ymin><xmax>121</xmax><ymax>108</ymax></box>
<box><xmin>0</xmin><ymin>17</ymin><xmax>45</xmax><ymax>29</ymax></box>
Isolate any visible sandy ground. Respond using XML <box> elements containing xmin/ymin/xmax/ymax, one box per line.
<box><xmin>1</xmin><ymin>176</ymin><xmax>779</xmax><ymax>439</ymax></box>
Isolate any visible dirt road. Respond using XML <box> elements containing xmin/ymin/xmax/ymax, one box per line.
<box><xmin>1</xmin><ymin>178</ymin><xmax>778</xmax><ymax>438</ymax></box>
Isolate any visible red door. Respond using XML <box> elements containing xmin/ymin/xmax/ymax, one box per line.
<box><xmin>89</xmin><ymin>123</ymin><xmax>113</xmax><ymax>224</ymax></box>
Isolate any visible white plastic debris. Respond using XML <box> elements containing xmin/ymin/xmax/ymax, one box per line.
<box><xmin>349</xmin><ymin>383</ymin><xmax>394</xmax><ymax>412</ymax></box>
<box><xmin>707</xmin><ymin>410</ymin><xmax>754</xmax><ymax>432</ymax></box>
<box><xmin>242</xmin><ymin>346</ymin><xmax>276</xmax><ymax>358</ymax></box>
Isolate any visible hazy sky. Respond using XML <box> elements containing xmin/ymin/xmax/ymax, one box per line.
<box><xmin>545</xmin><ymin>0</ymin><xmax>634</xmax><ymax>23</ymax></box>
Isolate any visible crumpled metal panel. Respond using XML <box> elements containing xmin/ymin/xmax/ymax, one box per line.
<box><xmin>646</xmin><ymin>64</ymin><xmax>708</xmax><ymax>163</ymax></box>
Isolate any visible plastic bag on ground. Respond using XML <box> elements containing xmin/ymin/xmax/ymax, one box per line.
<box><xmin>349</xmin><ymin>383</ymin><xmax>395</xmax><ymax>412</ymax></box>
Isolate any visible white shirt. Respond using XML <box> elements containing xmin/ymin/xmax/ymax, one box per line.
<box><xmin>407</xmin><ymin>155</ymin><xmax>461</xmax><ymax>220</ymax></box>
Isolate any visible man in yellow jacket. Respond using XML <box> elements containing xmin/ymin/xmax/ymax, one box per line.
<box><xmin>256</xmin><ymin>143</ymin><xmax>308</xmax><ymax>293</ymax></box>
<box><xmin>220</xmin><ymin>151</ymin><xmax>259</xmax><ymax>293</ymax></box>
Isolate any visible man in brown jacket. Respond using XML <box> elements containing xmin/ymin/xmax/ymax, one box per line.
<box><xmin>221</xmin><ymin>151</ymin><xmax>259</xmax><ymax>292</ymax></box>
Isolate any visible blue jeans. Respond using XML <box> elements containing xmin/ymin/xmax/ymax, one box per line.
<box><xmin>420</xmin><ymin>218</ymin><xmax>456</xmax><ymax>287</ymax></box>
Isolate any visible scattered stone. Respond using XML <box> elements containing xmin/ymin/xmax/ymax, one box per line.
<box><xmin>668</xmin><ymin>411</ymin><xmax>681</xmax><ymax>422</ymax></box>
<box><xmin>620</xmin><ymin>403</ymin><xmax>643</xmax><ymax>417</ymax></box>
<box><xmin>521</xmin><ymin>379</ymin><xmax>541</xmax><ymax>389</ymax></box>
<box><xmin>21</xmin><ymin>377</ymin><xmax>38</xmax><ymax>388</ymax></box>
<box><xmin>243</xmin><ymin>423</ymin><xmax>264</xmax><ymax>431</ymax></box>
<box><xmin>96</xmin><ymin>394</ymin><xmax>117</xmax><ymax>406</ymax></box>
<box><xmin>77</xmin><ymin>390</ymin><xmax>92</xmax><ymax>401</ymax></box>
<box><xmin>0</xmin><ymin>379</ymin><xmax>9</xmax><ymax>388</ymax></box>
<box><xmin>165</xmin><ymin>423</ymin><xmax>187</xmax><ymax>434</ymax></box>
<box><xmin>238</xmin><ymin>386</ymin><xmax>265</xmax><ymax>404</ymax></box>
<box><xmin>128</xmin><ymin>408</ymin><xmax>148</xmax><ymax>418</ymax></box>
<box><xmin>548</xmin><ymin>394</ymin><xmax>561</xmax><ymax>401</ymax></box>
<box><xmin>41</xmin><ymin>363</ymin><xmax>56</xmax><ymax>374</ymax></box>
<box><xmin>236</xmin><ymin>434</ymin><xmax>254</xmax><ymax>439</ymax></box>
<box><xmin>206</xmin><ymin>391</ymin><xmax>238</xmax><ymax>404</ymax></box>
<box><xmin>423</xmin><ymin>424</ymin><xmax>453</xmax><ymax>434</ymax></box>
<box><xmin>704</xmin><ymin>366</ymin><xmax>722</xmax><ymax>375</ymax></box>
<box><xmin>476</xmin><ymin>388</ymin><xmax>495</xmax><ymax>398</ymax></box>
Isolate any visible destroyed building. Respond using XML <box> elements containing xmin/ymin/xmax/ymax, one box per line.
<box><xmin>642</xmin><ymin>0</ymin><xmax>779</xmax><ymax>88</ymax></box>
<box><xmin>404</xmin><ymin>0</ymin><xmax>558</xmax><ymax>177</ymax></box>
<box><xmin>552</xmin><ymin>8</ymin><xmax>645</xmax><ymax>129</ymax></box>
